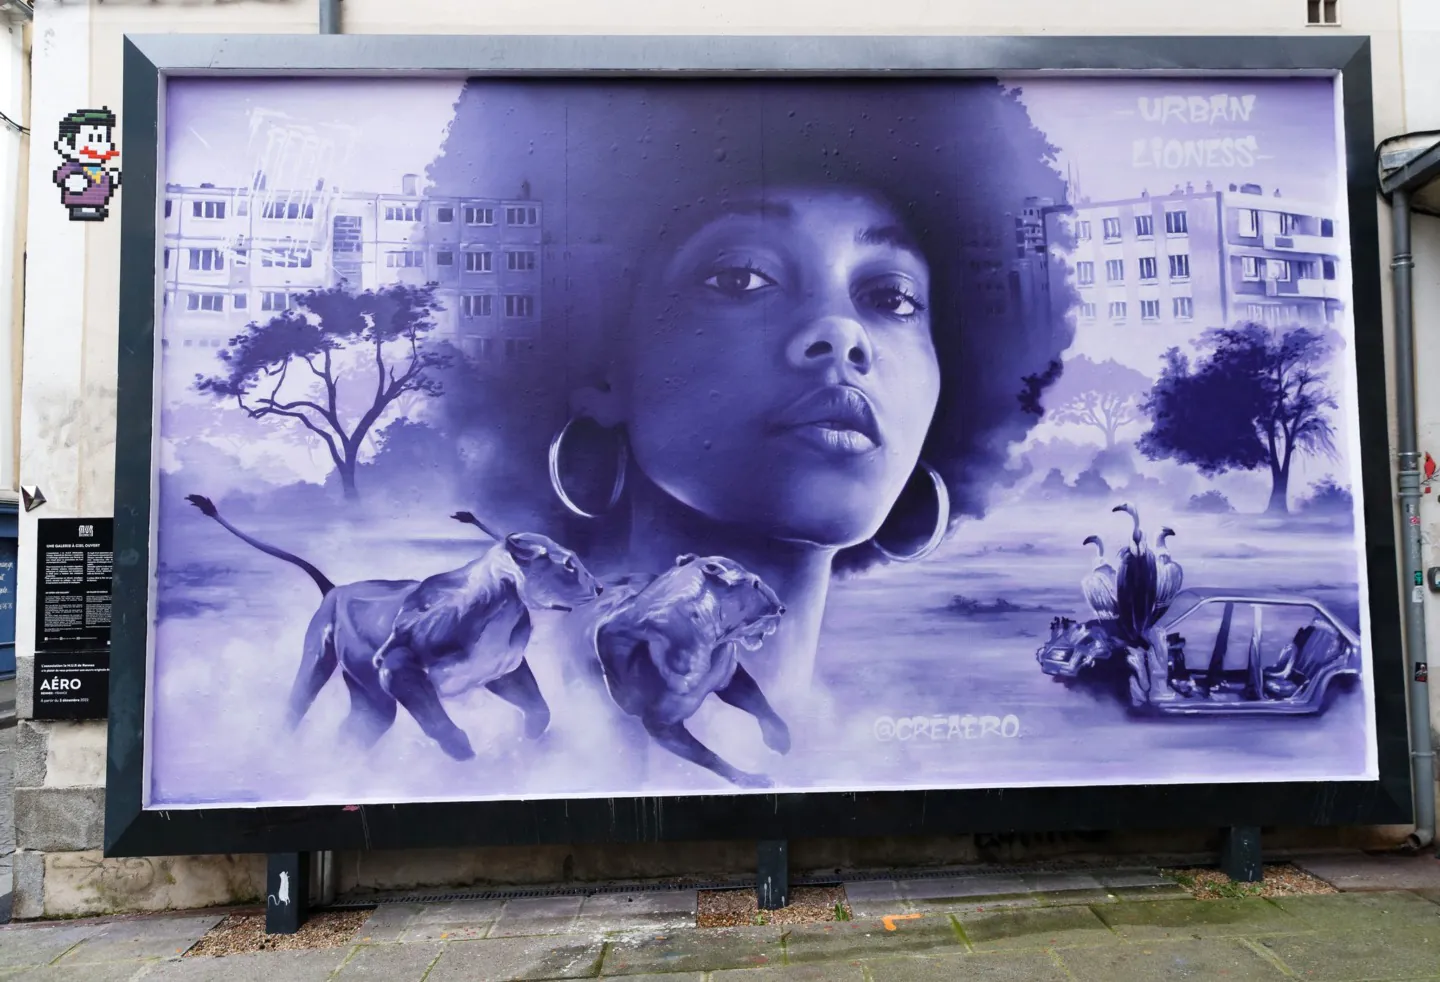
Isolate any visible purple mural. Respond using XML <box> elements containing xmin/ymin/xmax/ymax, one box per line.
<box><xmin>145</xmin><ymin>75</ymin><xmax>1374</xmax><ymax>808</ymax></box>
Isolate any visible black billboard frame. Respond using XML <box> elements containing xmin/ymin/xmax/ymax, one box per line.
<box><xmin>108</xmin><ymin>32</ymin><xmax>1406</xmax><ymax>859</ymax></box>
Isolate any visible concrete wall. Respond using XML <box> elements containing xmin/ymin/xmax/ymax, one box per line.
<box><xmin>11</xmin><ymin>0</ymin><xmax>1434</xmax><ymax>918</ymax></box>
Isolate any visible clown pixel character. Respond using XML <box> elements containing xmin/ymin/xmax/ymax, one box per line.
<box><xmin>52</xmin><ymin>108</ymin><xmax>121</xmax><ymax>222</ymax></box>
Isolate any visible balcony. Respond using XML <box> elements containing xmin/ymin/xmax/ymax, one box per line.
<box><xmin>1294</xmin><ymin>278</ymin><xmax>1342</xmax><ymax>299</ymax></box>
<box><xmin>1262</xmin><ymin>231</ymin><xmax>1339</xmax><ymax>255</ymax></box>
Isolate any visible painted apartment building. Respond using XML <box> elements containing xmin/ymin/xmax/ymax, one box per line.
<box><xmin>1042</xmin><ymin>182</ymin><xmax>1345</xmax><ymax>356</ymax></box>
<box><xmin>161</xmin><ymin>173</ymin><xmax>543</xmax><ymax>368</ymax></box>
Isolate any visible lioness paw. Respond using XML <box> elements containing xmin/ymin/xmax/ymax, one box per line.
<box><xmin>734</xmin><ymin>771</ymin><xmax>774</xmax><ymax>790</ymax></box>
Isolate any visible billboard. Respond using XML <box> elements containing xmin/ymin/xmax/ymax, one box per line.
<box><xmin>145</xmin><ymin>73</ymin><xmax>1375</xmax><ymax>810</ymax></box>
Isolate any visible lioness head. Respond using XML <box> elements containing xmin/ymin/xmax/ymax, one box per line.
<box><xmin>506</xmin><ymin>532</ymin><xmax>602</xmax><ymax>612</ymax></box>
<box><xmin>672</xmin><ymin>554</ymin><xmax>786</xmax><ymax>651</ymax></box>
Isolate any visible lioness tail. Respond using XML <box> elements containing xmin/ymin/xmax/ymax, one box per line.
<box><xmin>186</xmin><ymin>494</ymin><xmax>336</xmax><ymax>596</ymax></box>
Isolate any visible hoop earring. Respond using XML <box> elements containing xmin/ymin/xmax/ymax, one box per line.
<box><xmin>548</xmin><ymin>416</ymin><xmax>628</xmax><ymax>519</ymax></box>
<box><xmin>872</xmin><ymin>461</ymin><xmax>950</xmax><ymax>563</ymax></box>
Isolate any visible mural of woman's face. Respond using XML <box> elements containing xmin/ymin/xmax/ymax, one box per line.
<box><xmin>620</xmin><ymin>189</ymin><xmax>942</xmax><ymax>547</ymax></box>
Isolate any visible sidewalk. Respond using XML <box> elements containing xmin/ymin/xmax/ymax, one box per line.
<box><xmin>4</xmin><ymin>856</ymin><xmax>1440</xmax><ymax>980</ymax></box>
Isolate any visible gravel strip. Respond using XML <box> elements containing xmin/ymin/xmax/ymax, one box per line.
<box><xmin>185</xmin><ymin>909</ymin><xmax>372</xmax><ymax>956</ymax></box>
<box><xmin>697</xmin><ymin>885</ymin><xmax>852</xmax><ymax>928</ymax></box>
<box><xmin>1161</xmin><ymin>863</ymin><xmax>1338</xmax><ymax>900</ymax></box>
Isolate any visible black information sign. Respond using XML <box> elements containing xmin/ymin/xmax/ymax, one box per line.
<box><xmin>33</xmin><ymin>651</ymin><xmax>110</xmax><ymax>720</ymax></box>
<box><xmin>36</xmin><ymin>518</ymin><xmax>114</xmax><ymax>651</ymax></box>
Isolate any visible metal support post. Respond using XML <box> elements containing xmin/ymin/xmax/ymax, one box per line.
<box><xmin>1220</xmin><ymin>826</ymin><xmax>1262</xmax><ymax>883</ymax></box>
<box><xmin>265</xmin><ymin>852</ymin><xmax>310</xmax><ymax>935</ymax></box>
<box><xmin>757</xmin><ymin>840</ymin><xmax>790</xmax><ymax>911</ymax></box>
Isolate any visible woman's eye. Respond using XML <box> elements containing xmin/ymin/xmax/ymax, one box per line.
<box><xmin>703</xmin><ymin>266</ymin><xmax>775</xmax><ymax>297</ymax></box>
<box><xmin>859</xmin><ymin>287</ymin><xmax>925</xmax><ymax>318</ymax></box>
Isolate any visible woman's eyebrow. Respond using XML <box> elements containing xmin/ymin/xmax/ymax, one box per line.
<box><xmin>856</xmin><ymin>224</ymin><xmax>920</xmax><ymax>252</ymax></box>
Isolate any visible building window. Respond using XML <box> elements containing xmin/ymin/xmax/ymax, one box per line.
<box><xmin>506</xmin><ymin>206</ymin><xmax>539</xmax><ymax>227</ymax></box>
<box><xmin>1165</xmin><ymin>210</ymin><xmax>1189</xmax><ymax>235</ymax></box>
<box><xmin>163</xmin><ymin>248</ymin><xmax>171</xmax><ymax>269</ymax></box>
<box><xmin>188</xmin><ymin>248</ymin><xmax>224</xmax><ymax>272</ymax></box>
<box><xmin>1321</xmin><ymin>218</ymin><xmax>1335</xmax><ymax>237</ymax></box>
<box><xmin>505</xmin><ymin>294</ymin><xmax>535</xmax><ymax>317</ymax></box>
<box><xmin>436</xmin><ymin>206</ymin><xmax>455</xmax><ymax>223</ymax></box>
<box><xmin>164</xmin><ymin>199</ymin><xmax>173</xmax><ymax>218</ymax></box>
<box><xmin>1279</xmin><ymin>213</ymin><xmax>1300</xmax><ymax>236</ymax></box>
<box><xmin>1169</xmin><ymin>254</ymin><xmax>1191</xmax><ymax>280</ymax></box>
<box><xmin>1323</xmin><ymin>259</ymin><xmax>1337</xmax><ymax>280</ymax></box>
<box><xmin>262</xmin><ymin>201</ymin><xmax>316</xmax><ymax>221</ymax></box>
<box><xmin>1075</xmin><ymin>220</ymin><xmax>1091</xmax><ymax>241</ymax></box>
<box><xmin>1075</xmin><ymin>261</ymin><xmax>1095</xmax><ymax>286</ymax></box>
<box><xmin>1246</xmin><ymin>303</ymin><xmax>1267</xmax><ymax>321</ymax></box>
<box><xmin>1102</xmin><ymin>217</ymin><xmax>1122</xmax><ymax>241</ymax></box>
<box><xmin>506</xmin><ymin>250</ymin><xmax>537</xmax><ymax>271</ymax></box>
<box><xmin>462</xmin><ymin>294</ymin><xmax>492</xmax><ymax>318</ymax></box>
<box><xmin>261</xmin><ymin>291</ymin><xmax>292</xmax><ymax>312</ymax></box>
<box><xmin>1105</xmin><ymin>259</ymin><xmax>1124</xmax><ymax>283</ymax></box>
<box><xmin>237</xmin><ymin>197</ymin><xmax>249</xmax><ymax>217</ymax></box>
<box><xmin>1296</xmin><ymin>260</ymin><xmax>1318</xmax><ymax>279</ymax></box>
<box><xmin>192</xmin><ymin>200</ymin><xmax>226</xmax><ymax>220</ymax></box>
<box><xmin>1238</xmin><ymin>208</ymin><xmax>1259</xmax><ymax>237</ymax></box>
<box><xmin>1079</xmin><ymin>301</ymin><xmax>1097</xmax><ymax>320</ymax></box>
<box><xmin>1173</xmin><ymin>296</ymin><xmax>1194</xmax><ymax>320</ymax></box>
<box><xmin>185</xmin><ymin>292</ymin><xmax>225</xmax><ymax>312</ymax></box>
<box><xmin>436</xmin><ymin>251</ymin><xmax>454</xmax><ymax>267</ymax></box>
<box><xmin>1108</xmin><ymin>301</ymin><xmax>1127</xmax><ymax>321</ymax></box>
<box><xmin>1307</xmin><ymin>0</ymin><xmax>1338</xmax><ymax>25</ymax></box>
<box><xmin>1140</xmin><ymin>299</ymin><xmax>1160</xmax><ymax>321</ymax></box>
<box><xmin>261</xmin><ymin>248</ymin><xmax>313</xmax><ymax>269</ymax></box>
<box><xmin>234</xmin><ymin>293</ymin><xmax>248</xmax><ymax>310</ymax></box>
<box><xmin>465</xmin><ymin>206</ymin><xmax>495</xmax><ymax>226</ymax></box>
<box><xmin>465</xmin><ymin>251</ymin><xmax>493</xmax><ymax>273</ymax></box>
<box><xmin>1242</xmin><ymin>256</ymin><xmax>1263</xmax><ymax>281</ymax></box>
<box><xmin>1134</xmin><ymin>215</ymin><xmax>1154</xmax><ymax>238</ymax></box>
<box><xmin>384</xmin><ymin>203</ymin><xmax>420</xmax><ymax>222</ymax></box>
<box><xmin>1138</xmin><ymin>256</ymin><xmax>1158</xmax><ymax>281</ymax></box>
<box><xmin>386</xmin><ymin>250</ymin><xmax>424</xmax><ymax>268</ymax></box>
<box><xmin>1270</xmin><ymin>259</ymin><xmax>1291</xmax><ymax>282</ymax></box>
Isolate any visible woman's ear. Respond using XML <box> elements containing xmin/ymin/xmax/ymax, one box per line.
<box><xmin>569</xmin><ymin>378</ymin><xmax>624</xmax><ymax>428</ymax></box>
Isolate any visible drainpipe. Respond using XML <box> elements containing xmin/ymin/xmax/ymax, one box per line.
<box><xmin>315</xmin><ymin>0</ymin><xmax>340</xmax><ymax>907</ymax></box>
<box><xmin>1391</xmin><ymin>188</ymin><xmax>1436</xmax><ymax>851</ymax></box>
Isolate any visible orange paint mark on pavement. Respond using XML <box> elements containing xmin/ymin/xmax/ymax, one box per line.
<box><xmin>882</xmin><ymin>914</ymin><xmax>922</xmax><ymax>931</ymax></box>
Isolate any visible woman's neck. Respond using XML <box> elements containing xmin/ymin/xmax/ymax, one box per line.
<box><xmin>623</xmin><ymin>472</ymin><xmax>834</xmax><ymax>705</ymax></box>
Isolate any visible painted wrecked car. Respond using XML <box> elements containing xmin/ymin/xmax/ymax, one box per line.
<box><xmin>1038</xmin><ymin>591</ymin><xmax>1362</xmax><ymax>716</ymax></box>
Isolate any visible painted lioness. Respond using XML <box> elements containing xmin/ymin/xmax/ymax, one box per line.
<box><xmin>185</xmin><ymin>496</ymin><xmax>601</xmax><ymax>760</ymax></box>
<box><xmin>589</xmin><ymin>554</ymin><xmax>789</xmax><ymax>788</ymax></box>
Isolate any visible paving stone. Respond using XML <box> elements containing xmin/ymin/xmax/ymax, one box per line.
<box><xmin>0</xmin><ymin>923</ymin><xmax>100</xmax><ymax>968</ymax></box>
<box><xmin>956</xmin><ymin>904</ymin><xmax>1119</xmax><ymax>951</ymax></box>
<box><xmin>1269</xmin><ymin>891</ymin><xmax>1440</xmax><ymax>932</ymax></box>
<box><xmin>398</xmin><ymin>900</ymin><xmax>505</xmax><ymax>942</ymax></box>
<box><xmin>56</xmin><ymin>914</ymin><xmax>223</xmax><ymax>963</ymax></box>
<box><xmin>574</xmin><ymin>890</ymin><xmax>697</xmax><ymax>933</ymax></box>
<box><xmin>488</xmin><ymin>896</ymin><xmax>584</xmax><ymax>937</ymax></box>
<box><xmin>1019</xmin><ymin>872</ymin><xmax>1111</xmax><ymax>905</ymax></box>
<box><xmin>1094</xmin><ymin>869</ymin><xmax>1192</xmax><ymax>901</ymax></box>
<box><xmin>1056</xmin><ymin>938</ymin><xmax>1288</xmax><ymax>981</ymax></box>
<box><xmin>842</xmin><ymin>880</ymin><xmax>907</xmax><ymax>917</ymax></box>
<box><xmin>711</xmin><ymin>962</ymin><xmax>867</xmax><ymax>980</ymax></box>
<box><xmin>2</xmin><ymin>963</ymin><xmax>154</xmax><ymax>981</ymax></box>
<box><xmin>600</xmin><ymin>925</ymin><xmax>783</xmax><ymax>975</ymax></box>
<box><xmin>140</xmin><ymin>949</ymin><xmax>349</xmax><ymax>981</ymax></box>
<box><xmin>1292</xmin><ymin>852</ymin><xmax>1440</xmax><ymax>892</ymax></box>
<box><xmin>426</xmin><ymin>936</ymin><xmax>604</xmax><ymax>980</ymax></box>
<box><xmin>866</xmin><ymin>948</ymin><xmax>1072</xmax><ymax>981</ymax></box>
<box><xmin>1091</xmin><ymin>897</ymin><xmax>1300</xmax><ymax>940</ymax></box>
<box><xmin>899</xmin><ymin>875</ymin><xmax>1031</xmax><ymax>907</ymax></box>
<box><xmin>333</xmin><ymin>941</ymin><xmax>442</xmax><ymax>980</ymax></box>
<box><xmin>1253</xmin><ymin>929</ymin><xmax>1440</xmax><ymax>981</ymax></box>
<box><xmin>354</xmin><ymin>903</ymin><xmax>423</xmax><ymax>943</ymax></box>
<box><xmin>781</xmin><ymin>915</ymin><xmax>964</xmax><ymax>964</ymax></box>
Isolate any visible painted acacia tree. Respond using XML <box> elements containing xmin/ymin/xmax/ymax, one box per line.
<box><xmin>196</xmin><ymin>283</ymin><xmax>451</xmax><ymax>500</ymax></box>
<box><xmin>1138</xmin><ymin>323</ymin><xmax>1338</xmax><ymax>514</ymax></box>
<box><xmin>1045</xmin><ymin>355</ymin><xmax>1151</xmax><ymax>448</ymax></box>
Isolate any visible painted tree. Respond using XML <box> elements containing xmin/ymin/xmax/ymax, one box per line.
<box><xmin>1138</xmin><ymin>323</ymin><xmax>1338</xmax><ymax>514</ymax></box>
<box><xmin>1045</xmin><ymin>355</ymin><xmax>1152</xmax><ymax>448</ymax></box>
<box><xmin>195</xmin><ymin>283</ymin><xmax>451</xmax><ymax>500</ymax></box>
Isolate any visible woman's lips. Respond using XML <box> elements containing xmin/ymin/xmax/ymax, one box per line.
<box><xmin>770</xmin><ymin>385</ymin><xmax>883</xmax><ymax>456</ymax></box>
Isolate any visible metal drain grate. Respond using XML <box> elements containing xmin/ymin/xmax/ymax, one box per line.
<box><xmin>327</xmin><ymin>862</ymin><xmax>1160</xmax><ymax>909</ymax></box>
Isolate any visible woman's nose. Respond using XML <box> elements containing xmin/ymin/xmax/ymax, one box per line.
<box><xmin>785</xmin><ymin>314</ymin><xmax>873</xmax><ymax>375</ymax></box>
